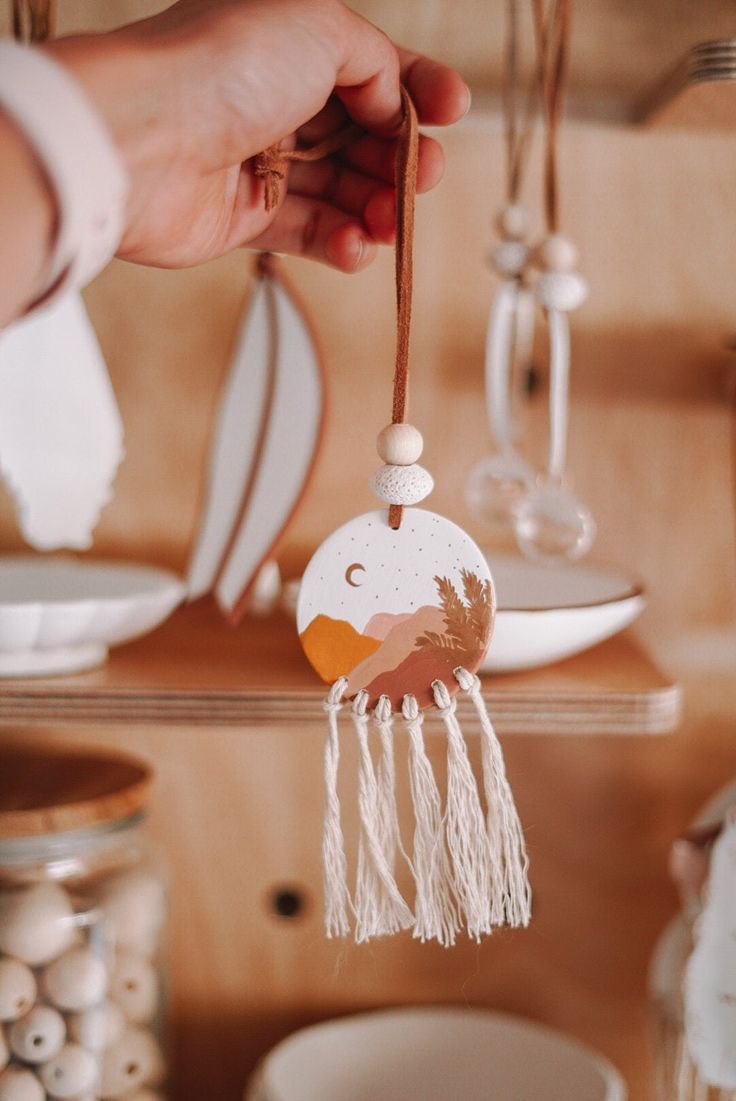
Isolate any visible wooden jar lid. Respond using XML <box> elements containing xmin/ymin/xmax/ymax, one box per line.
<box><xmin>0</xmin><ymin>745</ymin><xmax>152</xmax><ymax>839</ymax></box>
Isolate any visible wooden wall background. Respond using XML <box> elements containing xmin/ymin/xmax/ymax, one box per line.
<box><xmin>2</xmin><ymin>3</ymin><xmax>736</xmax><ymax>1099</ymax></box>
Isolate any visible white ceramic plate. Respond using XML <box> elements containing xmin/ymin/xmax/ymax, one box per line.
<box><xmin>246</xmin><ymin>1007</ymin><xmax>626</xmax><ymax>1101</ymax></box>
<box><xmin>483</xmin><ymin>555</ymin><xmax>645</xmax><ymax>673</ymax></box>
<box><xmin>0</xmin><ymin>557</ymin><xmax>185</xmax><ymax>676</ymax></box>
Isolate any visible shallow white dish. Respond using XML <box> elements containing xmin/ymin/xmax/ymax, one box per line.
<box><xmin>0</xmin><ymin>557</ymin><xmax>185</xmax><ymax>677</ymax></box>
<box><xmin>246</xmin><ymin>1007</ymin><xmax>626</xmax><ymax>1101</ymax></box>
<box><xmin>483</xmin><ymin>555</ymin><xmax>645</xmax><ymax>673</ymax></box>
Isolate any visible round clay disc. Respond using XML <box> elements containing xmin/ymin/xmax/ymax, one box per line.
<box><xmin>297</xmin><ymin>508</ymin><xmax>495</xmax><ymax>709</ymax></box>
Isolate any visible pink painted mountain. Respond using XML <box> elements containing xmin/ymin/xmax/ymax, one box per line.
<box><xmin>346</xmin><ymin>604</ymin><xmax>447</xmax><ymax>703</ymax></box>
<box><xmin>363</xmin><ymin>611</ymin><xmax>413</xmax><ymax>641</ymax></box>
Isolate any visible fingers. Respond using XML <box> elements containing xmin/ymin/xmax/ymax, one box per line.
<box><xmin>247</xmin><ymin>193</ymin><xmax>377</xmax><ymax>272</ymax></box>
<box><xmin>286</xmin><ymin>159</ymin><xmax>395</xmax><ymax>242</ymax></box>
<box><xmin>398</xmin><ymin>50</ymin><xmax>471</xmax><ymax>126</ymax></box>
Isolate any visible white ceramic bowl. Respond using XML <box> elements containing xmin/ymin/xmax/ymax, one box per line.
<box><xmin>0</xmin><ymin>556</ymin><xmax>185</xmax><ymax>676</ymax></box>
<box><xmin>246</xmin><ymin>1007</ymin><xmax>627</xmax><ymax>1101</ymax></box>
<box><xmin>483</xmin><ymin>555</ymin><xmax>645</xmax><ymax>673</ymax></box>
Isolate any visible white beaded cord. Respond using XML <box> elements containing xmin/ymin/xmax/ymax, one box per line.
<box><xmin>547</xmin><ymin>306</ymin><xmax>570</xmax><ymax>480</ymax></box>
<box><xmin>401</xmin><ymin>694</ymin><xmax>460</xmax><ymax>947</ymax></box>
<box><xmin>351</xmin><ymin>691</ymin><xmax>413</xmax><ymax>942</ymax></box>
<box><xmin>454</xmin><ymin>667</ymin><xmax>531</xmax><ymax>928</ymax></box>
<box><xmin>322</xmin><ymin>677</ymin><xmax>352</xmax><ymax>938</ymax></box>
<box><xmin>431</xmin><ymin>679</ymin><xmax>492</xmax><ymax>941</ymax></box>
<box><xmin>371</xmin><ymin>463</ymin><xmax>433</xmax><ymax>507</ymax></box>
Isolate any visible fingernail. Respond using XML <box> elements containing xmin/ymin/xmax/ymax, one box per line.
<box><xmin>461</xmin><ymin>84</ymin><xmax>472</xmax><ymax>119</ymax></box>
<box><xmin>352</xmin><ymin>236</ymin><xmax>365</xmax><ymax>271</ymax></box>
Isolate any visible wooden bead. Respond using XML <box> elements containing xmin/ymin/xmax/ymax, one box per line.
<box><xmin>43</xmin><ymin>946</ymin><xmax>108</xmax><ymax>1012</ymax></box>
<box><xmin>100</xmin><ymin>1028</ymin><xmax>164</xmax><ymax>1098</ymax></box>
<box><xmin>68</xmin><ymin>1002</ymin><xmax>125</xmax><ymax>1051</ymax></box>
<box><xmin>0</xmin><ymin>960</ymin><xmax>36</xmax><ymax>1022</ymax></box>
<box><xmin>0</xmin><ymin>1067</ymin><xmax>44</xmax><ymax>1101</ymax></box>
<box><xmin>0</xmin><ymin>884</ymin><xmax>75</xmax><ymax>967</ymax></box>
<box><xmin>94</xmin><ymin>871</ymin><xmax>164</xmax><ymax>959</ymax></box>
<box><xmin>8</xmin><ymin>1005</ymin><xmax>66</xmax><ymax>1063</ymax></box>
<box><xmin>371</xmin><ymin>464</ymin><xmax>434</xmax><ymax>506</ymax></box>
<box><xmin>494</xmin><ymin>202</ymin><xmax>529</xmax><ymax>241</ymax></box>
<box><xmin>533</xmin><ymin>233</ymin><xmax>579</xmax><ymax>272</ymax></box>
<box><xmin>39</xmin><ymin>1043</ymin><xmax>98</xmax><ymax>1099</ymax></box>
<box><xmin>109</xmin><ymin>952</ymin><xmax>157</xmax><ymax>1024</ymax></box>
<box><xmin>376</xmin><ymin>424</ymin><xmax>423</xmax><ymax>466</ymax></box>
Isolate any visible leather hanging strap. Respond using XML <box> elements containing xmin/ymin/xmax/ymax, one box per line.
<box><xmin>532</xmin><ymin>0</ymin><xmax>571</xmax><ymax>234</ymax></box>
<box><xmin>388</xmin><ymin>86</ymin><xmax>419</xmax><ymax>530</ymax></box>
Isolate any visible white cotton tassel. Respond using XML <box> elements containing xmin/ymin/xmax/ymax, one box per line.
<box><xmin>402</xmin><ymin>694</ymin><xmax>460</xmax><ymax>947</ymax></box>
<box><xmin>455</xmin><ymin>668</ymin><xmax>531</xmax><ymax>927</ymax></box>
<box><xmin>322</xmin><ymin>677</ymin><xmax>352</xmax><ymax>938</ymax></box>
<box><xmin>373</xmin><ymin>696</ymin><xmax>407</xmax><ymax>879</ymax></box>
<box><xmin>432</xmin><ymin>679</ymin><xmax>492</xmax><ymax>941</ymax></box>
<box><xmin>352</xmin><ymin>691</ymin><xmax>413</xmax><ymax>941</ymax></box>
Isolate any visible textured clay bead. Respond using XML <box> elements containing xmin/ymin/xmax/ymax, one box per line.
<box><xmin>100</xmin><ymin>1028</ymin><xmax>164</xmax><ymax>1098</ymax></box>
<box><xmin>494</xmin><ymin>202</ymin><xmax>529</xmax><ymax>241</ymax></box>
<box><xmin>39</xmin><ymin>1043</ymin><xmax>98</xmax><ymax>1100</ymax></box>
<box><xmin>0</xmin><ymin>960</ymin><xmax>36</xmax><ymax>1023</ymax></box>
<box><xmin>0</xmin><ymin>884</ymin><xmax>75</xmax><ymax>967</ymax></box>
<box><xmin>0</xmin><ymin>1067</ymin><xmax>44</xmax><ymax>1101</ymax></box>
<box><xmin>535</xmin><ymin>270</ymin><xmax>589</xmax><ymax>312</ymax></box>
<box><xmin>109</xmin><ymin>953</ymin><xmax>157</xmax><ymax>1024</ymax></box>
<box><xmin>8</xmin><ymin>1005</ymin><xmax>66</xmax><ymax>1063</ymax></box>
<box><xmin>94</xmin><ymin>871</ymin><xmax>164</xmax><ymax>959</ymax></box>
<box><xmin>376</xmin><ymin>424</ymin><xmax>423</xmax><ymax>466</ymax></box>
<box><xmin>43</xmin><ymin>946</ymin><xmax>108</xmax><ymax>1012</ymax></box>
<box><xmin>371</xmin><ymin>464</ymin><xmax>434</xmax><ymax>507</ymax></box>
<box><xmin>68</xmin><ymin>1002</ymin><xmax>125</xmax><ymax>1051</ymax></box>
<box><xmin>0</xmin><ymin>1025</ymin><xmax>8</xmax><ymax>1073</ymax></box>
<box><xmin>533</xmin><ymin>233</ymin><xmax>579</xmax><ymax>273</ymax></box>
<box><xmin>490</xmin><ymin>240</ymin><xmax>529</xmax><ymax>279</ymax></box>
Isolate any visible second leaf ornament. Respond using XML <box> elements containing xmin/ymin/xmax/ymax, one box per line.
<box><xmin>289</xmin><ymin>89</ymin><xmax>531</xmax><ymax>945</ymax></box>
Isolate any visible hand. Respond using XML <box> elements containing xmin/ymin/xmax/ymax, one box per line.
<box><xmin>45</xmin><ymin>0</ymin><xmax>470</xmax><ymax>272</ymax></box>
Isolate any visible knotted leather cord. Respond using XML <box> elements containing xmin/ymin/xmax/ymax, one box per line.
<box><xmin>532</xmin><ymin>0</ymin><xmax>571</xmax><ymax>234</ymax></box>
<box><xmin>255</xmin><ymin>122</ymin><xmax>363</xmax><ymax>212</ymax></box>
<box><xmin>387</xmin><ymin>87</ymin><xmax>419</xmax><ymax>530</ymax></box>
<box><xmin>254</xmin><ymin>89</ymin><xmax>420</xmax><ymax>533</ymax></box>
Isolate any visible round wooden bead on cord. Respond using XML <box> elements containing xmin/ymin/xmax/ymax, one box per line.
<box><xmin>376</xmin><ymin>423</ymin><xmax>423</xmax><ymax>466</ymax></box>
<box><xmin>0</xmin><ymin>959</ymin><xmax>36</xmax><ymax>1022</ymax></box>
<box><xmin>494</xmin><ymin>202</ymin><xmax>529</xmax><ymax>241</ymax></box>
<box><xmin>533</xmin><ymin>233</ymin><xmax>578</xmax><ymax>272</ymax></box>
<box><xmin>535</xmin><ymin>270</ymin><xmax>589</xmax><ymax>312</ymax></box>
<box><xmin>0</xmin><ymin>1067</ymin><xmax>44</xmax><ymax>1101</ymax></box>
<box><xmin>67</xmin><ymin>1002</ymin><xmax>125</xmax><ymax>1051</ymax></box>
<box><xmin>0</xmin><ymin>883</ymin><xmax>75</xmax><ymax>967</ymax></box>
<box><xmin>109</xmin><ymin>952</ymin><xmax>157</xmax><ymax>1024</ymax></box>
<box><xmin>43</xmin><ymin>945</ymin><xmax>108</xmax><ymax>1012</ymax></box>
<box><xmin>8</xmin><ymin>1005</ymin><xmax>66</xmax><ymax>1063</ymax></box>
<box><xmin>490</xmin><ymin>240</ymin><xmax>529</xmax><ymax>279</ymax></box>
<box><xmin>100</xmin><ymin>1028</ymin><xmax>164</xmax><ymax>1098</ymax></box>
<box><xmin>39</xmin><ymin>1043</ymin><xmax>97</xmax><ymax>1099</ymax></box>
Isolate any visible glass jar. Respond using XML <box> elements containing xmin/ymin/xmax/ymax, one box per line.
<box><xmin>0</xmin><ymin>746</ymin><xmax>168</xmax><ymax>1101</ymax></box>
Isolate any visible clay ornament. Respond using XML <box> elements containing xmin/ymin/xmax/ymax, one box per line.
<box><xmin>295</xmin><ymin>88</ymin><xmax>530</xmax><ymax>946</ymax></box>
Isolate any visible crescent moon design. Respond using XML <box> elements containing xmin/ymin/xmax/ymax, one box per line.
<box><xmin>345</xmin><ymin>562</ymin><xmax>365</xmax><ymax>588</ymax></box>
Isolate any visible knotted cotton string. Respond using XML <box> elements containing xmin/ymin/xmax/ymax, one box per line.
<box><xmin>322</xmin><ymin>676</ymin><xmax>351</xmax><ymax>938</ymax></box>
<box><xmin>352</xmin><ymin>691</ymin><xmax>413</xmax><ymax>941</ymax></box>
<box><xmin>454</xmin><ymin>667</ymin><xmax>531</xmax><ymax>927</ymax></box>
<box><xmin>402</xmin><ymin>694</ymin><xmax>460</xmax><ymax>947</ymax></box>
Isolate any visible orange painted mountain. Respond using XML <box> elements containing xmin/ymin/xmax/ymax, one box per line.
<box><xmin>300</xmin><ymin>614</ymin><xmax>381</xmax><ymax>684</ymax></box>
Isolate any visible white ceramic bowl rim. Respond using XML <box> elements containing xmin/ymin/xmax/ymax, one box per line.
<box><xmin>487</xmin><ymin>555</ymin><xmax>644</xmax><ymax>613</ymax></box>
<box><xmin>0</xmin><ymin>557</ymin><xmax>184</xmax><ymax>608</ymax></box>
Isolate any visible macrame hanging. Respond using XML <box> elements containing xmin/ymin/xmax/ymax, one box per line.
<box><xmin>258</xmin><ymin>90</ymin><xmax>531</xmax><ymax>944</ymax></box>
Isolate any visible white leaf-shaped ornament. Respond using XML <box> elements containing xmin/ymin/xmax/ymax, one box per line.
<box><xmin>685</xmin><ymin>813</ymin><xmax>736</xmax><ymax>1087</ymax></box>
<box><xmin>188</xmin><ymin>262</ymin><xmax>324</xmax><ymax>619</ymax></box>
<box><xmin>0</xmin><ymin>294</ymin><xmax>124</xmax><ymax>550</ymax></box>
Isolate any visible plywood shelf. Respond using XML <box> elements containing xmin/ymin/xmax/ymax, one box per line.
<box><xmin>0</xmin><ymin>601</ymin><xmax>681</xmax><ymax>734</ymax></box>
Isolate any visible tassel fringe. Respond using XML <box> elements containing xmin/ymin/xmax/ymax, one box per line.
<box><xmin>321</xmin><ymin>670</ymin><xmax>531</xmax><ymax>943</ymax></box>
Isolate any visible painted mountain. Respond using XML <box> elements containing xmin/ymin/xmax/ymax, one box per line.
<box><xmin>299</xmin><ymin>570</ymin><xmax>494</xmax><ymax>709</ymax></box>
